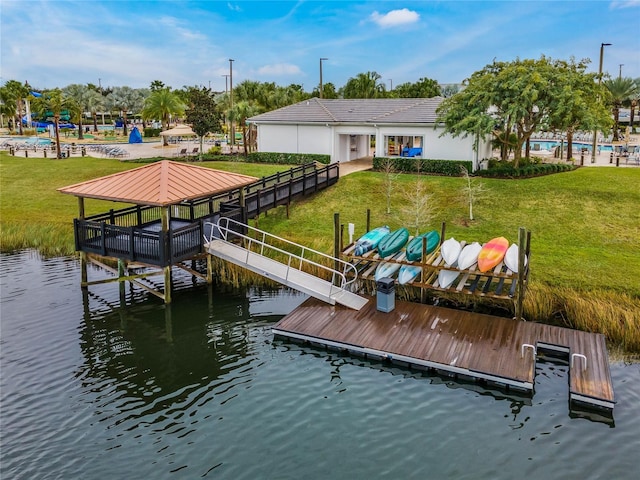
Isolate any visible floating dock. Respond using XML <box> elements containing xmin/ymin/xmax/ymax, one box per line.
<box><xmin>273</xmin><ymin>296</ymin><xmax>615</xmax><ymax>411</ymax></box>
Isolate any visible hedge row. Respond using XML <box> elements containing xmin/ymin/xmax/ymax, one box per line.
<box><xmin>477</xmin><ymin>162</ymin><xmax>576</xmax><ymax>178</ymax></box>
<box><xmin>245</xmin><ymin>152</ymin><xmax>331</xmax><ymax>165</ymax></box>
<box><xmin>373</xmin><ymin>157</ymin><xmax>473</xmax><ymax>176</ymax></box>
<box><xmin>143</xmin><ymin>128</ymin><xmax>162</xmax><ymax>137</ymax></box>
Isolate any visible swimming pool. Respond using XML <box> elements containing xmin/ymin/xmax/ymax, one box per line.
<box><xmin>24</xmin><ymin>137</ymin><xmax>52</xmax><ymax>146</ymax></box>
<box><xmin>526</xmin><ymin>140</ymin><xmax>613</xmax><ymax>152</ymax></box>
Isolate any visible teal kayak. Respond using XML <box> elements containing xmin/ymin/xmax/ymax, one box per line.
<box><xmin>353</xmin><ymin>226</ymin><xmax>390</xmax><ymax>256</ymax></box>
<box><xmin>405</xmin><ymin>230</ymin><xmax>440</xmax><ymax>261</ymax></box>
<box><xmin>377</xmin><ymin>228</ymin><xmax>410</xmax><ymax>258</ymax></box>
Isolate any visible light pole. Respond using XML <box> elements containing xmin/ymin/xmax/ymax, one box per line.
<box><xmin>619</xmin><ymin>64</ymin><xmax>624</xmax><ymax>79</ymax></box>
<box><xmin>388</xmin><ymin>79</ymin><xmax>393</xmax><ymax>91</ymax></box>
<box><xmin>222</xmin><ymin>74</ymin><xmax>229</xmax><ymax>94</ymax></box>
<box><xmin>319</xmin><ymin>58</ymin><xmax>328</xmax><ymax>98</ymax></box>
<box><xmin>229</xmin><ymin>59</ymin><xmax>234</xmax><ymax>146</ymax></box>
<box><xmin>591</xmin><ymin>42</ymin><xmax>611</xmax><ymax>163</ymax></box>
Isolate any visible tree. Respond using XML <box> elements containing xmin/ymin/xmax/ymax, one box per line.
<box><xmin>2</xmin><ymin>80</ymin><xmax>30</xmax><ymax>134</ymax></box>
<box><xmin>62</xmin><ymin>84</ymin><xmax>90</xmax><ymax>140</ymax></box>
<box><xmin>629</xmin><ymin>78</ymin><xmax>640</xmax><ymax>132</ymax></box>
<box><xmin>228</xmin><ymin>100</ymin><xmax>260</xmax><ymax>155</ymax></box>
<box><xmin>604</xmin><ymin>77</ymin><xmax>638</xmax><ymax>140</ymax></box>
<box><xmin>544</xmin><ymin>59</ymin><xmax>612</xmax><ymax>160</ymax></box>
<box><xmin>341</xmin><ymin>71</ymin><xmax>386</xmax><ymax>99</ymax></box>
<box><xmin>33</xmin><ymin>89</ymin><xmax>67</xmax><ymax>158</ymax></box>
<box><xmin>108</xmin><ymin>86</ymin><xmax>146</xmax><ymax>136</ymax></box>
<box><xmin>437</xmin><ymin>56</ymin><xmax>610</xmax><ymax>167</ymax></box>
<box><xmin>150</xmin><ymin>80</ymin><xmax>166</xmax><ymax>92</ymax></box>
<box><xmin>459</xmin><ymin>166</ymin><xmax>487</xmax><ymax>221</ymax></box>
<box><xmin>440</xmin><ymin>84</ymin><xmax>460</xmax><ymax>98</ymax></box>
<box><xmin>142</xmin><ymin>88</ymin><xmax>185</xmax><ymax>144</ymax></box>
<box><xmin>85</xmin><ymin>89</ymin><xmax>105</xmax><ymax>132</ymax></box>
<box><xmin>312</xmin><ymin>82</ymin><xmax>339</xmax><ymax>99</ymax></box>
<box><xmin>394</xmin><ymin>77</ymin><xmax>441</xmax><ymax>98</ymax></box>
<box><xmin>184</xmin><ymin>86</ymin><xmax>221</xmax><ymax>160</ymax></box>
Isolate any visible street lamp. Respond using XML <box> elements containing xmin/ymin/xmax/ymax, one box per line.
<box><xmin>388</xmin><ymin>79</ymin><xmax>393</xmax><ymax>91</ymax></box>
<box><xmin>229</xmin><ymin>59</ymin><xmax>234</xmax><ymax>146</ymax></box>
<box><xmin>319</xmin><ymin>58</ymin><xmax>328</xmax><ymax>99</ymax></box>
<box><xmin>619</xmin><ymin>64</ymin><xmax>624</xmax><ymax>79</ymax></box>
<box><xmin>591</xmin><ymin>42</ymin><xmax>611</xmax><ymax>163</ymax></box>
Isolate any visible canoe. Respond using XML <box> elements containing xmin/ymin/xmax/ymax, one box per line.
<box><xmin>353</xmin><ymin>226</ymin><xmax>390</xmax><ymax>256</ymax></box>
<box><xmin>504</xmin><ymin>243</ymin><xmax>527</xmax><ymax>273</ymax></box>
<box><xmin>398</xmin><ymin>265</ymin><xmax>422</xmax><ymax>285</ymax></box>
<box><xmin>438</xmin><ymin>269</ymin><xmax>460</xmax><ymax>289</ymax></box>
<box><xmin>457</xmin><ymin>242</ymin><xmax>482</xmax><ymax>270</ymax></box>
<box><xmin>377</xmin><ymin>228</ymin><xmax>410</xmax><ymax>258</ymax></box>
<box><xmin>374</xmin><ymin>261</ymin><xmax>402</xmax><ymax>281</ymax></box>
<box><xmin>477</xmin><ymin>237</ymin><xmax>509</xmax><ymax>273</ymax></box>
<box><xmin>405</xmin><ymin>230</ymin><xmax>440</xmax><ymax>261</ymax></box>
<box><xmin>440</xmin><ymin>237</ymin><xmax>461</xmax><ymax>266</ymax></box>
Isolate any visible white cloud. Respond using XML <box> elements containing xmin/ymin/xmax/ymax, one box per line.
<box><xmin>257</xmin><ymin>63</ymin><xmax>302</xmax><ymax>76</ymax></box>
<box><xmin>227</xmin><ymin>2</ymin><xmax>242</xmax><ymax>12</ymax></box>
<box><xmin>370</xmin><ymin>8</ymin><xmax>420</xmax><ymax>28</ymax></box>
<box><xmin>609</xmin><ymin>0</ymin><xmax>640</xmax><ymax>8</ymax></box>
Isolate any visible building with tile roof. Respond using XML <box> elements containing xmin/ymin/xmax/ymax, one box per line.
<box><xmin>248</xmin><ymin>98</ymin><xmax>492</xmax><ymax>171</ymax></box>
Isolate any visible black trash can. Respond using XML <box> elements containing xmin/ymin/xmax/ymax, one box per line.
<box><xmin>376</xmin><ymin>277</ymin><xmax>395</xmax><ymax>313</ymax></box>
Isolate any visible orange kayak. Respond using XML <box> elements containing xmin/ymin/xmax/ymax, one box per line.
<box><xmin>477</xmin><ymin>237</ymin><xmax>509</xmax><ymax>272</ymax></box>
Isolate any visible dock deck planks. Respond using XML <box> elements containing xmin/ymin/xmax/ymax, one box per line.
<box><xmin>273</xmin><ymin>296</ymin><xmax>615</xmax><ymax>411</ymax></box>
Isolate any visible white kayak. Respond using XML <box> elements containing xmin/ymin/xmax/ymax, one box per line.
<box><xmin>457</xmin><ymin>242</ymin><xmax>482</xmax><ymax>270</ymax></box>
<box><xmin>438</xmin><ymin>268</ymin><xmax>460</xmax><ymax>289</ymax></box>
<box><xmin>441</xmin><ymin>237</ymin><xmax>461</xmax><ymax>267</ymax></box>
<box><xmin>504</xmin><ymin>243</ymin><xmax>527</xmax><ymax>273</ymax></box>
<box><xmin>398</xmin><ymin>265</ymin><xmax>422</xmax><ymax>285</ymax></box>
<box><xmin>374</xmin><ymin>261</ymin><xmax>402</xmax><ymax>281</ymax></box>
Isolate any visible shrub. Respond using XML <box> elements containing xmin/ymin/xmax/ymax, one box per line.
<box><xmin>245</xmin><ymin>152</ymin><xmax>330</xmax><ymax>165</ymax></box>
<box><xmin>144</xmin><ymin>128</ymin><xmax>161</xmax><ymax>137</ymax></box>
<box><xmin>477</xmin><ymin>162</ymin><xmax>576</xmax><ymax>178</ymax></box>
<box><xmin>372</xmin><ymin>157</ymin><xmax>473</xmax><ymax>176</ymax></box>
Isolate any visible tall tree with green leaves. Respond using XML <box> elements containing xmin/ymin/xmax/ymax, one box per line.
<box><xmin>108</xmin><ymin>86</ymin><xmax>146</xmax><ymax>136</ymax></box>
<box><xmin>1</xmin><ymin>80</ymin><xmax>30</xmax><ymax>134</ymax></box>
<box><xmin>394</xmin><ymin>77</ymin><xmax>441</xmax><ymax>98</ymax></box>
<box><xmin>142</xmin><ymin>88</ymin><xmax>186</xmax><ymax>145</ymax></box>
<box><xmin>544</xmin><ymin>59</ymin><xmax>612</xmax><ymax>160</ymax></box>
<box><xmin>604</xmin><ymin>77</ymin><xmax>638</xmax><ymax>140</ymax></box>
<box><xmin>228</xmin><ymin>100</ymin><xmax>260</xmax><ymax>155</ymax></box>
<box><xmin>184</xmin><ymin>86</ymin><xmax>221</xmax><ymax>160</ymax></box>
<box><xmin>437</xmin><ymin>56</ymin><xmax>609</xmax><ymax>167</ymax></box>
<box><xmin>33</xmin><ymin>89</ymin><xmax>67</xmax><ymax>158</ymax></box>
<box><xmin>62</xmin><ymin>84</ymin><xmax>90</xmax><ymax>140</ymax></box>
<box><xmin>341</xmin><ymin>71</ymin><xmax>386</xmax><ymax>99</ymax></box>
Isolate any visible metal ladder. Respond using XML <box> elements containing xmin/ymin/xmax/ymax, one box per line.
<box><xmin>204</xmin><ymin>218</ymin><xmax>368</xmax><ymax>310</ymax></box>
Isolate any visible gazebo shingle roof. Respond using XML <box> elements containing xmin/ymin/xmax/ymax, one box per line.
<box><xmin>58</xmin><ymin>160</ymin><xmax>258</xmax><ymax>207</ymax></box>
<box><xmin>248</xmin><ymin>97</ymin><xmax>444</xmax><ymax>124</ymax></box>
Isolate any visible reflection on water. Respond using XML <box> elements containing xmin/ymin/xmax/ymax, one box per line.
<box><xmin>1</xmin><ymin>250</ymin><xmax>639</xmax><ymax>479</ymax></box>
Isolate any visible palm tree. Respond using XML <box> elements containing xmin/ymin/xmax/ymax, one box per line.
<box><xmin>62</xmin><ymin>84</ymin><xmax>90</xmax><ymax>140</ymax></box>
<box><xmin>604</xmin><ymin>77</ymin><xmax>638</xmax><ymax>140</ymax></box>
<box><xmin>85</xmin><ymin>89</ymin><xmax>105</xmax><ymax>133</ymax></box>
<box><xmin>341</xmin><ymin>71</ymin><xmax>386</xmax><ymax>99</ymax></box>
<box><xmin>33</xmin><ymin>89</ymin><xmax>67</xmax><ymax>158</ymax></box>
<box><xmin>108</xmin><ymin>86</ymin><xmax>146</xmax><ymax>136</ymax></box>
<box><xmin>628</xmin><ymin>78</ymin><xmax>640</xmax><ymax>133</ymax></box>
<box><xmin>228</xmin><ymin>100</ymin><xmax>260</xmax><ymax>155</ymax></box>
<box><xmin>142</xmin><ymin>88</ymin><xmax>185</xmax><ymax>145</ymax></box>
<box><xmin>2</xmin><ymin>80</ymin><xmax>30</xmax><ymax>134</ymax></box>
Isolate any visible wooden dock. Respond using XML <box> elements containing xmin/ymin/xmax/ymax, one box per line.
<box><xmin>273</xmin><ymin>296</ymin><xmax>615</xmax><ymax>411</ymax></box>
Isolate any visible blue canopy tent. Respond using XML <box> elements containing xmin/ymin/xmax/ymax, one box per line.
<box><xmin>128</xmin><ymin>126</ymin><xmax>143</xmax><ymax>144</ymax></box>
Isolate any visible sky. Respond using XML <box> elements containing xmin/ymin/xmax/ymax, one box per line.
<box><xmin>1</xmin><ymin>0</ymin><xmax>639</xmax><ymax>92</ymax></box>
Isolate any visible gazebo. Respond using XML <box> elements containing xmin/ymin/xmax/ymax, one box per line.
<box><xmin>58</xmin><ymin>160</ymin><xmax>258</xmax><ymax>303</ymax></box>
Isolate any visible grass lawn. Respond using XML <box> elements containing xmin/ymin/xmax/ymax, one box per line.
<box><xmin>1</xmin><ymin>153</ymin><xmax>639</xmax><ymax>350</ymax></box>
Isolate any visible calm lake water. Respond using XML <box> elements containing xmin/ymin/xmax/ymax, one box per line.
<box><xmin>1</xmin><ymin>250</ymin><xmax>639</xmax><ymax>479</ymax></box>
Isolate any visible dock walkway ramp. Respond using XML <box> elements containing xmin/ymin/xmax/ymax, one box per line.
<box><xmin>205</xmin><ymin>218</ymin><xmax>368</xmax><ymax>310</ymax></box>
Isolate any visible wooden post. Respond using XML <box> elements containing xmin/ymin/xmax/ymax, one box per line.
<box><xmin>118</xmin><ymin>258</ymin><xmax>126</xmax><ymax>301</ymax></box>
<box><xmin>206</xmin><ymin>254</ymin><xmax>213</xmax><ymax>284</ymax></box>
<box><xmin>366</xmin><ymin>209</ymin><xmax>371</xmax><ymax>233</ymax></box>
<box><xmin>164</xmin><ymin>265</ymin><xmax>172</xmax><ymax>304</ymax></box>
<box><xmin>421</xmin><ymin>236</ymin><xmax>428</xmax><ymax>303</ymax></box>
<box><xmin>440</xmin><ymin>221</ymin><xmax>446</xmax><ymax>246</ymax></box>
<box><xmin>515</xmin><ymin>227</ymin><xmax>527</xmax><ymax>321</ymax></box>
<box><xmin>78</xmin><ymin>197</ymin><xmax>85</xmax><ymax>220</ymax></box>
<box><xmin>80</xmin><ymin>252</ymin><xmax>88</xmax><ymax>287</ymax></box>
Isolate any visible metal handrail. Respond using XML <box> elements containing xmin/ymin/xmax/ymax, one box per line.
<box><xmin>571</xmin><ymin>353</ymin><xmax>588</xmax><ymax>370</ymax></box>
<box><xmin>205</xmin><ymin>217</ymin><xmax>358</xmax><ymax>292</ymax></box>
<box><xmin>521</xmin><ymin>343</ymin><xmax>537</xmax><ymax>358</ymax></box>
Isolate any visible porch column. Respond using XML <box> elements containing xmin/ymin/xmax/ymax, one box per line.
<box><xmin>78</xmin><ymin>197</ymin><xmax>88</xmax><ymax>287</ymax></box>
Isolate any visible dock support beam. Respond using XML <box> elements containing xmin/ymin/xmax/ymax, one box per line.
<box><xmin>164</xmin><ymin>266</ymin><xmax>172</xmax><ymax>304</ymax></box>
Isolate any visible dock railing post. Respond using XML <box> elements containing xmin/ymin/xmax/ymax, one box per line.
<box><xmin>421</xmin><ymin>236</ymin><xmax>428</xmax><ymax>303</ymax></box>
<box><xmin>366</xmin><ymin>209</ymin><xmax>371</xmax><ymax>233</ymax></box>
<box><xmin>333</xmin><ymin>213</ymin><xmax>340</xmax><ymax>285</ymax></box>
<box><xmin>515</xmin><ymin>227</ymin><xmax>527</xmax><ymax>321</ymax></box>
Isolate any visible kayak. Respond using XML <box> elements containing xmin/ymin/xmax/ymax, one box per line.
<box><xmin>477</xmin><ymin>237</ymin><xmax>509</xmax><ymax>273</ymax></box>
<box><xmin>457</xmin><ymin>242</ymin><xmax>482</xmax><ymax>270</ymax></box>
<box><xmin>353</xmin><ymin>226</ymin><xmax>390</xmax><ymax>256</ymax></box>
<box><xmin>440</xmin><ymin>237</ymin><xmax>462</xmax><ymax>266</ymax></box>
<box><xmin>405</xmin><ymin>230</ymin><xmax>440</xmax><ymax>261</ymax></box>
<box><xmin>398</xmin><ymin>265</ymin><xmax>422</xmax><ymax>285</ymax></box>
<box><xmin>504</xmin><ymin>243</ymin><xmax>527</xmax><ymax>273</ymax></box>
<box><xmin>438</xmin><ymin>269</ymin><xmax>460</xmax><ymax>289</ymax></box>
<box><xmin>374</xmin><ymin>261</ymin><xmax>402</xmax><ymax>281</ymax></box>
<box><xmin>377</xmin><ymin>228</ymin><xmax>410</xmax><ymax>258</ymax></box>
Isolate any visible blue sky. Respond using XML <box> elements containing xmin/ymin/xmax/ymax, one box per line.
<box><xmin>1</xmin><ymin>0</ymin><xmax>639</xmax><ymax>91</ymax></box>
